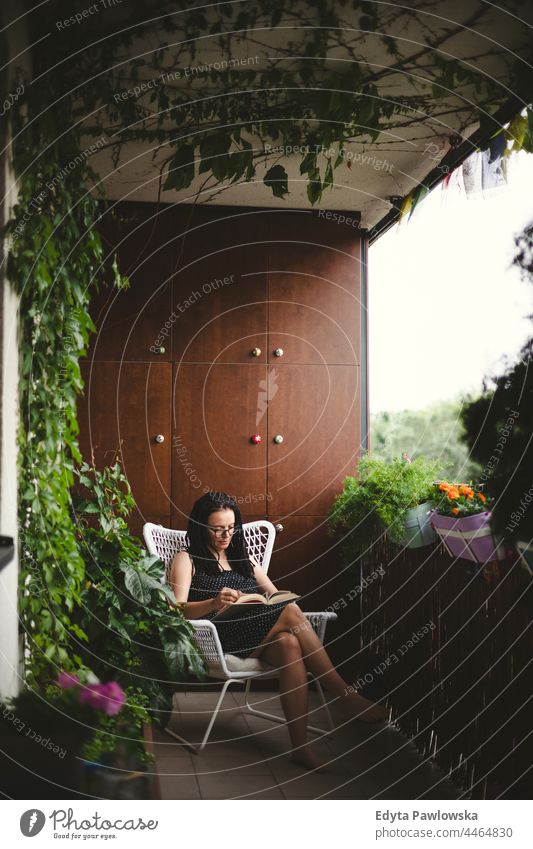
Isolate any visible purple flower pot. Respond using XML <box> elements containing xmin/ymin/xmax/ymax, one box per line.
<box><xmin>430</xmin><ymin>511</ymin><xmax>502</xmax><ymax>563</ymax></box>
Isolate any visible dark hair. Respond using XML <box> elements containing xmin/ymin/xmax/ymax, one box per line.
<box><xmin>186</xmin><ymin>491</ymin><xmax>254</xmax><ymax>577</ymax></box>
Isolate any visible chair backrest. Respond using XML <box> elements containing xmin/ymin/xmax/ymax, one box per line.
<box><xmin>143</xmin><ymin>520</ymin><xmax>276</xmax><ymax>584</ymax></box>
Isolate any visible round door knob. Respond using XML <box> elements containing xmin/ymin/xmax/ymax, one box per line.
<box><xmin>273</xmin><ymin>434</ymin><xmax>284</xmax><ymax>444</ymax></box>
<box><xmin>153</xmin><ymin>346</ymin><xmax>165</xmax><ymax>355</ymax></box>
<box><xmin>154</xmin><ymin>434</ymin><xmax>165</xmax><ymax>444</ymax></box>
<box><xmin>251</xmin><ymin>347</ymin><xmax>262</xmax><ymax>357</ymax></box>
<box><xmin>273</xmin><ymin>348</ymin><xmax>284</xmax><ymax>357</ymax></box>
<box><xmin>275</xmin><ymin>523</ymin><xmax>284</xmax><ymax>533</ymax></box>
<box><xmin>250</xmin><ymin>434</ymin><xmax>262</xmax><ymax>444</ymax></box>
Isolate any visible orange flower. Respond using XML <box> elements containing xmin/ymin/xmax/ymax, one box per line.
<box><xmin>452</xmin><ymin>507</ymin><xmax>460</xmax><ymax>515</ymax></box>
<box><xmin>459</xmin><ymin>485</ymin><xmax>474</xmax><ymax>498</ymax></box>
<box><xmin>438</xmin><ymin>483</ymin><xmax>450</xmax><ymax>492</ymax></box>
<box><xmin>447</xmin><ymin>488</ymin><xmax>460</xmax><ymax>500</ymax></box>
<box><xmin>478</xmin><ymin>492</ymin><xmax>487</xmax><ymax>503</ymax></box>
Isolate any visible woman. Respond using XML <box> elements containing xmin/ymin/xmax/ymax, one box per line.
<box><xmin>170</xmin><ymin>491</ymin><xmax>388</xmax><ymax>770</ymax></box>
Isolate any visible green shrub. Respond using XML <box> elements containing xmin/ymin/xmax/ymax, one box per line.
<box><xmin>72</xmin><ymin>462</ymin><xmax>205</xmax><ymax>725</ymax></box>
<box><xmin>329</xmin><ymin>454</ymin><xmax>444</xmax><ymax>562</ymax></box>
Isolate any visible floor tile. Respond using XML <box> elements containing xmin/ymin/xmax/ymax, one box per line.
<box><xmin>153</xmin><ymin>688</ymin><xmax>459</xmax><ymax>800</ymax></box>
<box><xmin>157</xmin><ymin>772</ymin><xmax>202</xmax><ymax>799</ymax></box>
<box><xmin>190</xmin><ymin>754</ymin><xmax>275</xmax><ymax>776</ymax></box>
<box><xmin>197</xmin><ymin>773</ymin><xmax>284</xmax><ymax>800</ymax></box>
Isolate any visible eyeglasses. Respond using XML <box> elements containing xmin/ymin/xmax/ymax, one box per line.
<box><xmin>207</xmin><ymin>524</ymin><xmax>237</xmax><ymax>538</ymax></box>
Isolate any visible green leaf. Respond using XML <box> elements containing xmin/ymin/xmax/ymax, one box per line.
<box><xmin>263</xmin><ymin>164</ymin><xmax>289</xmax><ymax>198</ymax></box>
<box><xmin>163</xmin><ymin>145</ymin><xmax>195</xmax><ymax>191</ymax></box>
<box><xmin>323</xmin><ymin>159</ymin><xmax>334</xmax><ymax>191</ymax></box>
<box><xmin>299</xmin><ymin>151</ymin><xmax>317</xmax><ymax>176</ymax></box>
<box><xmin>198</xmin><ymin>134</ymin><xmax>232</xmax><ymax>178</ymax></box>
<box><xmin>307</xmin><ymin>175</ymin><xmax>322</xmax><ymax>205</ymax></box>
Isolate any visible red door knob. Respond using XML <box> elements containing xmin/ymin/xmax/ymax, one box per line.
<box><xmin>250</xmin><ymin>434</ymin><xmax>262</xmax><ymax>444</ymax></box>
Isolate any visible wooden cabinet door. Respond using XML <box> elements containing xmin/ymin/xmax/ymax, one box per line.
<box><xmin>267</xmin><ymin>212</ymin><xmax>361</xmax><ymax>365</ymax></box>
<box><xmin>171</xmin><ymin>363</ymin><xmax>269</xmax><ymax>522</ymax></box>
<box><xmin>78</xmin><ymin>361</ymin><xmax>171</xmax><ymax>519</ymax></box>
<box><xmin>266</xmin><ymin>364</ymin><xmax>360</xmax><ymax>516</ymax></box>
<box><xmin>88</xmin><ymin>203</ymin><xmax>175</xmax><ymax>362</ymax></box>
<box><xmin>171</xmin><ymin>206</ymin><xmax>269</xmax><ymax>364</ymax></box>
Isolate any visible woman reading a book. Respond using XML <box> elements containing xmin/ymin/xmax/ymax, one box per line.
<box><xmin>170</xmin><ymin>491</ymin><xmax>388</xmax><ymax>770</ymax></box>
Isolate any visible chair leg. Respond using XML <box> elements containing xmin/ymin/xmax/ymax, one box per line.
<box><xmin>244</xmin><ymin>677</ymin><xmax>334</xmax><ymax>736</ymax></box>
<box><xmin>165</xmin><ymin>679</ymin><xmax>235</xmax><ymax>754</ymax></box>
<box><xmin>243</xmin><ymin>678</ymin><xmax>287</xmax><ymax>726</ymax></box>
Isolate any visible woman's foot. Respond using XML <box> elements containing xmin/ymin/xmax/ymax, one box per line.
<box><xmin>290</xmin><ymin>745</ymin><xmax>328</xmax><ymax>772</ymax></box>
<box><xmin>337</xmin><ymin>691</ymin><xmax>389</xmax><ymax>723</ymax></box>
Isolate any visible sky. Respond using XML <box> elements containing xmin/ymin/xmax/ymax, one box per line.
<box><xmin>369</xmin><ymin>151</ymin><xmax>533</xmax><ymax>413</ymax></box>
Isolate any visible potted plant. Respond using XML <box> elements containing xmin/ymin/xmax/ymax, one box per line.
<box><xmin>329</xmin><ymin>454</ymin><xmax>443</xmax><ymax>561</ymax></box>
<box><xmin>0</xmin><ymin>670</ymin><xmax>145</xmax><ymax>799</ymax></box>
<box><xmin>430</xmin><ymin>482</ymin><xmax>504</xmax><ymax>562</ymax></box>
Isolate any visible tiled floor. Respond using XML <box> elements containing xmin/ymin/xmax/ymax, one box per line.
<box><xmin>151</xmin><ymin>688</ymin><xmax>461</xmax><ymax>800</ymax></box>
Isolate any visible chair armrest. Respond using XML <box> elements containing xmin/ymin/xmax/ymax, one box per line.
<box><xmin>304</xmin><ymin>611</ymin><xmax>337</xmax><ymax>642</ymax></box>
<box><xmin>187</xmin><ymin>620</ymin><xmax>227</xmax><ymax>669</ymax></box>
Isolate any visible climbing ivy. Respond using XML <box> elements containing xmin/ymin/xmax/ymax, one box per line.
<box><xmin>23</xmin><ymin>0</ymin><xmax>529</xmax><ymax>208</ymax></box>
<box><xmin>6</xmin><ymin>129</ymin><xmax>108</xmax><ymax>677</ymax></box>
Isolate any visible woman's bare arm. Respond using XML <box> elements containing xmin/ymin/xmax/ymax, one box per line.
<box><xmin>252</xmin><ymin>559</ymin><xmax>278</xmax><ymax>596</ymax></box>
<box><xmin>169</xmin><ymin>551</ymin><xmax>218</xmax><ymax>619</ymax></box>
<box><xmin>169</xmin><ymin>551</ymin><xmax>241</xmax><ymax>619</ymax></box>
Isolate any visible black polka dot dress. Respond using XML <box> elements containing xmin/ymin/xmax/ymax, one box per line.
<box><xmin>188</xmin><ymin>568</ymin><xmax>289</xmax><ymax>658</ymax></box>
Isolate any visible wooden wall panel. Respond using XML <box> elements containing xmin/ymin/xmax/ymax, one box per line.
<box><xmin>87</xmin><ymin>203</ymin><xmax>175</xmax><ymax>362</ymax></box>
<box><xmin>83</xmin><ymin>202</ymin><xmax>366</xmax><ymax>619</ymax></box>
<box><xmin>171</xmin><ymin>363</ymin><xmax>268</xmax><ymax>519</ymax></box>
<box><xmin>78</xmin><ymin>361</ymin><xmax>171</xmax><ymax>516</ymax></box>
<box><xmin>266</xmin><ymin>364</ymin><xmax>360</xmax><ymax>515</ymax></box>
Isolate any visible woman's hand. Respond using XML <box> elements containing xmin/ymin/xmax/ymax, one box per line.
<box><xmin>214</xmin><ymin>587</ymin><xmax>242</xmax><ymax>612</ymax></box>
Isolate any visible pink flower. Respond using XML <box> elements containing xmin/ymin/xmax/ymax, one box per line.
<box><xmin>99</xmin><ymin>681</ymin><xmax>126</xmax><ymax>716</ymax></box>
<box><xmin>79</xmin><ymin>683</ymin><xmax>108</xmax><ymax>711</ymax></box>
<box><xmin>57</xmin><ymin>671</ymin><xmax>80</xmax><ymax>690</ymax></box>
<box><xmin>79</xmin><ymin>681</ymin><xmax>126</xmax><ymax>716</ymax></box>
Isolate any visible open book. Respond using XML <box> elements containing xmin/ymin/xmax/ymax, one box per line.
<box><xmin>213</xmin><ymin>590</ymin><xmax>300</xmax><ymax>621</ymax></box>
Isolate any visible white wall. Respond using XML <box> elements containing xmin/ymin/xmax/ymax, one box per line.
<box><xmin>0</xmin><ymin>0</ymin><xmax>30</xmax><ymax>698</ymax></box>
<box><xmin>0</xmin><ymin>268</ymin><xmax>20</xmax><ymax>699</ymax></box>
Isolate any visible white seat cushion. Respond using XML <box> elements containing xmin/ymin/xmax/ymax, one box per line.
<box><xmin>206</xmin><ymin>654</ymin><xmax>276</xmax><ymax>676</ymax></box>
<box><xmin>225</xmin><ymin>654</ymin><xmax>274</xmax><ymax>672</ymax></box>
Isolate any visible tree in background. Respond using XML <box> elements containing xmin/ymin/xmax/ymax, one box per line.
<box><xmin>460</xmin><ymin>221</ymin><xmax>533</xmax><ymax>543</ymax></box>
<box><xmin>371</xmin><ymin>399</ymin><xmax>481</xmax><ymax>480</ymax></box>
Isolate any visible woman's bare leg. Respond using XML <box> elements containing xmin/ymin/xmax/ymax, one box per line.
<box><xmin>253</xmin><ymin>604</ymin><xmax>388</xmax><ymax>722</ymax></box>
<box><xmin>258</xmin><ymin>631</ymin><xmax>325</xmax><ymax>770</ymax></box>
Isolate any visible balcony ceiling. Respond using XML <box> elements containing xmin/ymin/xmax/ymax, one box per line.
<box><xmin>89</xmin><ymin>0</ymin><xmax>533</xmax><ymax>232</ymax></box>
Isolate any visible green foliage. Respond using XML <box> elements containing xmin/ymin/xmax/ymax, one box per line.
<box><xmin>82</xmin><ymin>687</ymin><xmax>153</xmax><ymax>767</ymax></box>
<box><xmin>371</xmin><ymin>400</ymin><xmax>481</xmax><ymax>481</ymax></box>
<box><xmin>2</xmin><ymin>680</ymin><xmax>152</xmax><ymax>767</ymax></box>
<box><xmin>329</xmin><ymin>454</ymin><xmax>444</xmax><ymax>562</ymax></box>
<box><xmin>72</xmin><ymin>463</ymin><xmax>205</xmax><ymax>722</ymax></box>
<box><xmin>5</xmin><ymin>127</ymin><xmax>112</xmax><ymax>680</ymax></box>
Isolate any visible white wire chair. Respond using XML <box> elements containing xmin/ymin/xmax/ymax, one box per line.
<box><xmin>143</xmin><ymin>520</ymin><xmax>337</xmax><ymax>752</ymax></box>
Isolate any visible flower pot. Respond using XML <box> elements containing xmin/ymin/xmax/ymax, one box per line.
<box><xmin>430</xmin><ymin>510</ymin><xmax>503</xmax><ymax>563</ymax></box>
<box><xmin>0</xmin><ymin>721</ymin><xmax>86</xmax><ymax>798</ymax></box>
<box><xmin>395</xmin><ymin>501</ymin><xmax>438</xmax><ymax>549</ymax></box>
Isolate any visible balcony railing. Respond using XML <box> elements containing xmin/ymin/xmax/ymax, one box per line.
<box><xmin>357</xmin><ymin>542</ymin><xmax>532</xmax><ymax>799</ymax></box>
